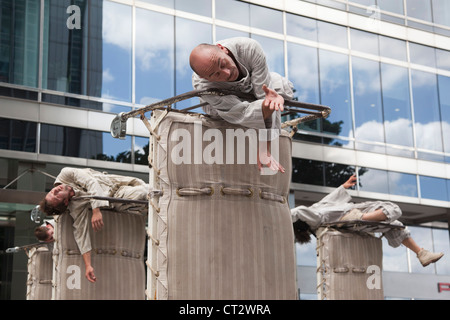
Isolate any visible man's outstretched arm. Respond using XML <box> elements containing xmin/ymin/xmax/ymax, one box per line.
<box><xmin>82</xmin><ymin>251</ymin><xmax>96</xmax><ymax>283</ymax></box>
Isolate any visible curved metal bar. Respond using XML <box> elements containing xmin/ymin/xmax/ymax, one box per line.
<box><xmin>110</xmin><ymin>88</ymin><xmax>331</xmax><ymax>139</ymax></box>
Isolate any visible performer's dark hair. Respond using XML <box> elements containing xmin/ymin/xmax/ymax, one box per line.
<box><xmin>39</xmin><ymin>198</ymin><xmax>67</xmax><ymax>215</ymax></box>
<box><xmin>293</xmin><ymin>220</ymin><xmax>312</xmax><ymax>244</ymax></box>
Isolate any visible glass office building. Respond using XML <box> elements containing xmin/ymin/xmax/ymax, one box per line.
<box><xmin>0</xmin><ymin>0</ymin><xmax>449</xmax><ymax>299</ymax></box>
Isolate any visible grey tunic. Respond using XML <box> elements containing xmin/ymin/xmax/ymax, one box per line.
<box><xmin>192</xmin><ymin>37</ymin><xmax>294</xmax><ymax>137</ymax></box>
<box><xmin>54</xmin><ymin>167</ymin><xmax>148</xmax><ymax>255</ymax></box>
<box><xmin>291</xmin><ymin>185</ymin><xmax>411</xmax><ymax>248</ymax></box>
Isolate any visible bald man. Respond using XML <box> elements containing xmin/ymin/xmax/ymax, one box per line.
<box><xmin>189</xmin><ymin>37</ymin><xmax>294</xmax><ymax>172</ymax></box>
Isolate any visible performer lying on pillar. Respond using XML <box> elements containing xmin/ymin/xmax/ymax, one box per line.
<box><xmin>189</xmin><ymin>37</ymin><xmax>294</xmax><ymax>173</ymax></box>
<box><xmin>37</xmin><ymin>167</ymin><xmax>148</xmax><ymax>283</ymax></box>
<box><xmin>291</xmin><ymin>174</ymin><xmax>444</xmax><ymax>267</ymax></box>
<box><xmin>34</xmin><ymin>219</ymin><xmax>55</xmax><ymax>251</ymax></box>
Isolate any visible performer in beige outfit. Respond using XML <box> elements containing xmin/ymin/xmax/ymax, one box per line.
<box><xmin>189</xmin><ymin>37</ymin><xmax>294</xmax><ymax>173</ymax></box>
<box><xmin>38</xmin><ymin>167</ymin><xmax>148</xmax><ymax>283</ymax></box>
<box><xmin>291</xmin><ymin>175</ymin><xmax>444</xmax><ymax>267</ymax></box>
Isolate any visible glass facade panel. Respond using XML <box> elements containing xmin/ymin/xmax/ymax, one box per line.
<box><xmin>419</xmin><ymin>175</ymin><xmax>448</xmax><ymax>201</ymax></box>
<box><xmin>411</xmin><ymin>70</ymin><xmax>444</xmax><ymax>158</ymax></box>
<box><xmin>0</xmin><ymin>118</ymin><xmax>37</xmax><ymax>152</ymax></box>
<box><xmin>433</xmin><ymin>228</ymin><xmax>450</xmax><ymax>275</ymax></box>
<box><xmin>216</xmin><ymin>27</ymin><xmax>249</xmax><ymax>41</ymax></box>
<box><xmin>40</xmin><ymin>123</ymin><xmax>132</xmax><ymax>163</ymax></box>
<box><xmin>436</xmin><ymin>49</ymin><xmax>450</xmax><ymax>72</ymax></box>
<box><xmin>388</xmin><ymin>172</ymin><xmax>418</xmax><ymax>197</ymax></box>
<box><xmin>352</xmin><ymin>57</ymin><xmax>384</xmax><ymax>150</ymax></box>
<box><xmin>249</xmin><ymin>4</ymin><xmax>283</xmax><ymax>34</ymax></box>
<box><xmin>215</xmin><ymin>0</ymin><xmax>249</xmax><ymax>26</ymax></box>
<box><xmin>409</xmin><ymin>226</ymin><xmax>435</xmax><ymax>274</ymax></box>
<box><xmin>134</xmin><ymin>136</ymin><xmax>150</xmax><ymax>165</ymax></box>
<box><xmin>382</xmin><ymin>237</ymin><xmax>408</xmax><ymax>272</ymax></box>
<box><xmin>286</xmin><ymin>13</ymin><xmax>318</xmax><ymax>42</ymax></box>
<box><xmin>432</xmin><ymin>0</ymin><xmax>450</xmax><ymax>27</ymax></box>
<box><xmin>135</xmin><ymin>9</ymin><xmax>174</xmax><ymax>105</ymax></box>
<box><xmin>381</xmin><ymin>63</ymin><xmax>414</xmax><ymax>156</ymax></box>
<box><xmin>406</xmin><ymin>0</ymin><xmax>433</xmax><ymax>22</ymax></box>
<box><xmin>350</xmin><ymin>29</ymin><xmax>379</xmax><ymax>55</ymax></box>
<box><xmin>409</xmin><ymin>43</ymin><xmax>436</xmax><ymax>68</ymax></box>
<box><xmin>99</xmin><ymin>132</ymin><xmax>132</xmax><ymax>163</ymax></box>
<box><xmin>292</xmin><ymin>158</ymin><xmax>324</xmax><ymax>186</ymax></box>
<box><xmin>358</xmin><ymin>167</ymin><xmax>389</xmax><ymax>194</ymax></box>
<box><xmin>437</xmin><ymin>75</ymin><xmax>450</xmax><ymax>158</ymax></box>
<box><xmin>0</xmin><ymin>0</ymin><xmax>40</xmax><ymax>87</ymax></box>
<box><xmin>251</xmin><ymin>35</ymin><xmax>285</xmax><ymax>76</ymax></box>
<box><xmin>287</xmin><ymin>43</ymin><xmax>320</xmax><ymax>105</ymax></box>
<box><xmin>43</xmin><ymin>0</ymin><xmax>133</xmax><ymax>101</ymax></box>
<box><xmin>377</xmin><ymin>0</ymin><xmax>404</xmax><ymax>15</ymax></box>
<box><xmin>175</xmin><ymin>17</ymin><xmax>212</xmax><ymax>108</ymax></box>
<box><xmin>175</xmin><ymin>0</ymin><xmax>211</xmax><ymax>17</ymax></box>
<box><xmin>102</xmin><ymin>1</ymin><xmax>132</xmax><ymax>102</ymax></box>
<box><xmin>140</xmin><ymin>0</ymin><xmax>174</xmax><ymax>8</ymax></box>
<box><xmin>296</xmin><ymin>240</ymin><xmax>317</xmax><ymax>267</ymax></box>
<box><xmin>319</xmin><ymin>50</ymin><xmax>352</xmax><ymax>138</ymax></box>
<box><xmin>379</xmin><ymin>36</ymin><xmax>407</xmax><ymax>61</ymax></box>
<box><xmin>317</xmin><ymin>20</ymin><xmax>348</xmax><ymax>48</ymax></box>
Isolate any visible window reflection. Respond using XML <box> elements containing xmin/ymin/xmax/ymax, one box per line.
<box><xmin>350</xmin><ymin>29</ymin><xmax>379</xmax><ymax>55</ymax></box>
<box><xmin>99</xmin><ymin>132</ymin><xmax>132</xmax><ymax>163</ymax></box>
<box><xmin>382</xmin><ymin>237</ymin><xmax>408</xmax><ymax>272</ymax></box>
<box><xmin>319</xmin><ymin>50</ymin><xmax>352</xmax><ymax>138</ymax></box>
<box><xmin>379</xmin><ymin>36</ymin><xmax>407</xmax><ymax>61</ymax></box>
<box><xmin>251</xmin><ymin>35</ymin><xmax>284</xmax><ymax>76</ymax></box>
<box><xmin>135</xmin><ymin>9</ymin><xmax>174</xmax><ymax>105</ymax></box>
<box><xmin>352</xmin><ymin>57</ymin><xmax>384</xmax><ymax>151</ymax></box>
<box><xmin>40</xmin><ymin>123</ymin><xmax>132</xmax><ymax>163</ymax></box>
<box><xmin>436</xmin><ymin>49</ymin><xmax>450</xmax><ymax>72</ymax></box>
<box><xmin>0</xmin><ymin>118</ymin><xmax>37</xmax><ymax>152</ymax></box>
<box><xmin>0</xmin><ymin>0</ymin><xmax>40</xmax><ymax>87</ymax></box>
<box><xmin>409</xmin><ymin>226</ymin><xmax>435</xmax><ymax>274</ymax></box>
<box><xmin>419</xmin><ymin>175</ymin><xmax>448</xmax><ymax>201</ymax></box>
<box><xmin>358</xmin><ymin>167</ymin><xmax>389</xmax><ymax>194</ymax></box>
<box><xmin>140</xmin><ymin>0</ymin><xmax>174</xmax><ymax>8</ymax></box>
<box><xmin>175</xmin><ymin>17</ymin><xmax>212</xmax><ymax>108</ymax></box>
<box><xmin>432</xmin><ymin>0</ymin><xmax>450</xmax><ymax>28</ymax></box>
<box><xmin>437</xmin><ymin>75</ymin><xmax>450</xmax><ymax>156</ymax></box>
<box><xmin>433</xmin><ymin>228</ymin><xmax>450</xmax><ymax>275</ymax></box>
<box><xmin>388</xmin><ymin>172</ymin><xmax>418</xmax><ymax>197</ymax></box>
<box><xmin>175</xmin><ymin>0</ymin><xmax>211</xmax><ymax>17</ymax></box>
<box><xmin>406</xmin><ymin>0</ymin><xmax>433</xmax><ymax>22</ymax></box>
<box><xmin>377</xmin><ymin>0</ymin><xmax>404</xmax><ymax>15</ymax></box>
<box><xmin>317</xmin><ymin>21</ymin><xmax>348</xmax><ymax>48</ymax></box>
<box><xmin>249</xmin><ymin>5</ymin><xmax>283</xmax><ymax>34</ymax></box>
<box><xmin>296</xmin><ymin>239</ymin><xmax>317</xmax><ymax>267</ymax></box>
<box><xmin>216</xmin><ymin>27</ymin><xmax>249</xmax><ymax>41</ymax></box>
<box><xmin>292</xmin><ymin>158</ymin><xmax>355</xmax><ymax>187</ymax></box>
<box><xmin>102</xmin><ymin>1</ymin><xmax>132</xmax><ymax>102</ymax></box>
<box><xmin>286</xmin><ymin>14</ymin><xmax>318</xmax><ymax>42</ymax></box>
<box><xmin>134</xmin><ymin>136</ymin><xmax>150</xmax><ymax>165</ymax></box>
<box><xmin>44</xmin><ymin>1</ymin><xmax>102</xmax><ymax>97</ymax></box>
<box><xmin>288</xmin><ymin>43</ymin><xmax>320</xmax><ymax>105</ymax></box>
<box><xmin>215</xmin><ymin>0</ymin><xmax>249</xmax><ymax>26</ymax></box>
<box><xmin>409</xmin><ymin>43</ymin><xmax>436</xmax><ymax>68</ymax></box>
<box><xmin>411</xmin><ymin>70</ymin><xmax>444</xmax><ymax>158</ymax></box>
